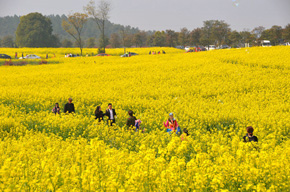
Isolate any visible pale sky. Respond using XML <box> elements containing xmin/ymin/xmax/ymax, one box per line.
<box><xmin>0</xmin><ymin>0</ymin><xmax>289</xmax><ymax>31</ymax></box>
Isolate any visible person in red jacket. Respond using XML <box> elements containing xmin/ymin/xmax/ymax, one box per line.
<box><xmin>164</xmin><ymin>113</ymin><xmax>179</xmax><ymax>132</ymax></box>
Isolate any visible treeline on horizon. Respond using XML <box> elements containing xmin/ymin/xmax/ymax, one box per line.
<box><xmin>0</xmin><ymin>14</ymin><xmax>289</xmax><ymax>48</ymax></box>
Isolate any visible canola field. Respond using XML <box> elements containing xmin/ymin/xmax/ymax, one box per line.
<box><xmin>0</xmin><ymin>46</ymin><xmax>290</xmax><ymax>191</ymax></box>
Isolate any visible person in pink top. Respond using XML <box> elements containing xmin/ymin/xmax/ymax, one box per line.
<box><xmin>164</xmin><ymin>113</ymin><xmax>179</xmax><ymax>132</ymax></box>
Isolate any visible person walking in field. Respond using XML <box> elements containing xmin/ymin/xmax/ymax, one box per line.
<box><xmin>105</xmin><ymin>103</ymin><xmax>117</xmax><ymax>126</ymax></box>
<box><xmin>95</xmin><ymin>106</ymin><xmax>104</xmax><ymax>122</ymax></box>
<box><xmin>243</xmin><ymin>126</ymin><xmax>258</xmax><ymax>142</ymax></box>
<box><xmin>164</xmin><ymin>113</ymin><xmax>180</xmax><ymax>133</ymax></box>
<box><xmin>52</xmin><ymin>103</ymin><xmax>60</xmax><ymax>115</ymax></box>
<box><xmin>64</xmin><ymin>98</ymin><xmax>75</xmax><ymax>114</ymax></box>
<box><xmin>126</xmin><ymin>110</ymin><xmax>137</xmax><ymax>129</ymax></box>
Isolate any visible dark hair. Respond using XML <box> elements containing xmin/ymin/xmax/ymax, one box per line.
<box><xmin>183</xmin><ymin>128</ymin><xmax>189</xmax><ymax>136</ymax></box>
<box><xmin>95</xmin><ymin>106</ymin><xmax>101</xmax><ymax>115</ymax></box>
<box><xmin>247</xmin><ymin>126</ymin><xmax>254</xmax><ymax>136</ymax></box>
<box><xmin>108</xmin><ymin>103</ymin><xmax>112</xmax><ymax>106</ymax></box>
<box><xmin>128</xmin><ymin>110</ymin><xmax>133</xmax><ymax>116</ymax></box>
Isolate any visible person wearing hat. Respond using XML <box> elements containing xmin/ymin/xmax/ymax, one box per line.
<box><xmin>164</xmin><ymin>113</ymin><xmax>179</xmax><ymax>133</ymax></box>
<box><xmin>64</xmin><ymin>98</ymin><xmax>75</xmax><ymax>114</ymax></box>
<box><xmin>243</xmin><ymin>126</ymin><xmax>258</xmax><ymax>142</ymax></box>
<box><xmin>52</xmin><ymin>103</ymin><xmax>60</xmax><ymax>115</ymax></box>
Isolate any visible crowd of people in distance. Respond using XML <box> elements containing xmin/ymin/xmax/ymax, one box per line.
<box><xmin>149</xmin><ymin>50</ymin><xmax>166</xmax><ymax>55</ymax></box>
<box><xmin>65</xmin><ymin>53</ymin><xmax>80</xmax><ymax>58</ymax></box>
<box><xmin>52</xmin><ymin>98</ymin><xmax>258</xmax><ymax>142</ymax></box>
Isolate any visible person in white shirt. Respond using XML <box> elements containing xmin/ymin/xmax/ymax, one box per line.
<box><xmin>105</xmin><ymin>103</ymin><xmax>117</xmax><ymax>126</ymax></box>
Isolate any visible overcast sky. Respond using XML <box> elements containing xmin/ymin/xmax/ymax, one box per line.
<box><xmin>1</xmin><ymin>0</ymin><xmax>289</xmax><ymax>31</ymax></box>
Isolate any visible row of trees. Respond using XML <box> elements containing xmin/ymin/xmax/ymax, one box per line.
<box><xmin>13</xmin><ymin>14</ymin><xmax>290</xmax><ymax>50</ymax></box>
<box><xmin>59</xmin><ymin>3</ymin><xmax>290</xmax><ymax>53</ymax></box>
<box><xmin>0</xmin><ymin>14</ymin><xmax>139</xmax><ymax>43</ymax></box>
<box><xmin>108</xmin><ymin>22</ymin><xmax>290</xmax><ymax>48</ymax></box>
<box><xmin>0</xmin><ymin>33</ymin><xmax>98</xmax><ymax>48</ymax></box>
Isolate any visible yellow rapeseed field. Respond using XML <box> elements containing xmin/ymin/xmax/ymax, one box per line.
<box><xmin>0</xmin><ymin>46</ymin><xmax>290</xmax><ymax>191</ymax></box>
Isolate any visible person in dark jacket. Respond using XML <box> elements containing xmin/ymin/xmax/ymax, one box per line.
<box><xmin>105</xmin><ymin>103</ymin><xmax>117</xmax><ymax>126</ymax></box>
<box><xmin>64</xmin><ymin>98</ymin><xmax>75</xmax><ymax>114</ymax></box>
<box><xmin>243</xmin><ymin>126</ymin><xmax>258</xmax><ymax>142</ymax></box>
<box><xmin>95</xmin><ymin>106</ymin><xmax>104</xmax><ymax>122</ymax></box>
<box><xmin>52</xmin><ymin>103</ymin><xmax>60</xmax><ymax>114</ymax></box>
<box><xmin>126</xmin><ymin>110</ymin><xmax>137</xmax><ymax>129</ymax></box>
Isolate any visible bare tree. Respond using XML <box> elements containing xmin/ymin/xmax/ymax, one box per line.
<box><xmin>62</xmin><ymin>12</ymin><xmax>88</xmax><ymax>55</ymax></box>
<box><xmin>119</xmin><ymin>27</ymin><xmax>128</xmax><ymax>53</ymax></box>
<box><xmin>84</xmin><ymin>0</ymin><xmax>111</xmax><ymax>53</ymax></box>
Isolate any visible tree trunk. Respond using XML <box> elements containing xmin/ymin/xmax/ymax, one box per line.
<box><xmin>79</xmin><ymin>38</ymin><xmax>83</xmax><ymax>56</ymax></box>
<box><xmin>102</xmin><ymin>20</ymin><xmax>106</xmax><ymax>53</ymax></box>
